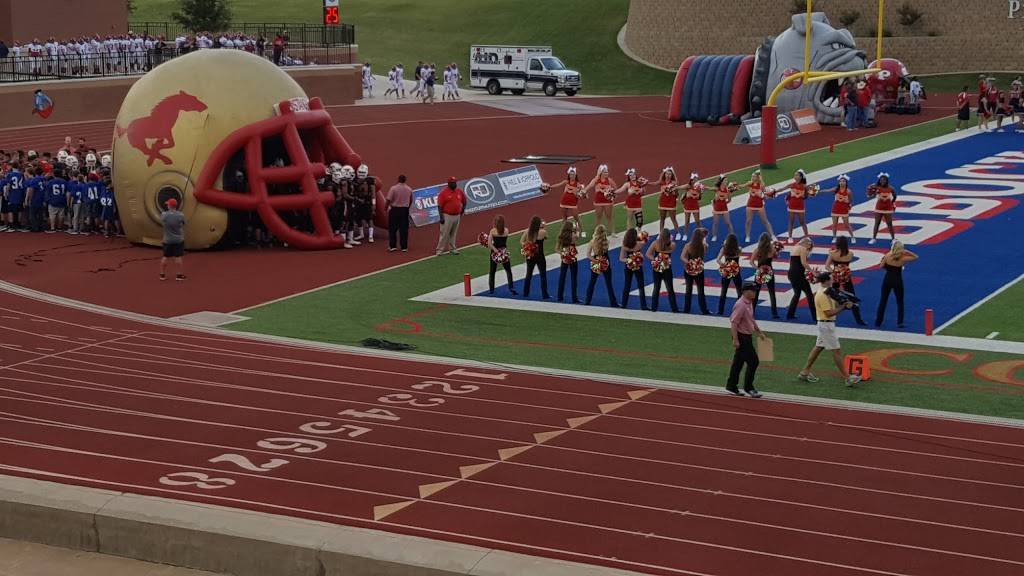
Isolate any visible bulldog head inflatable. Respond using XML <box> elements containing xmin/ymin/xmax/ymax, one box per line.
<box><xmin>113</xmin><ymin>49</ymin><xmax>362</xmax><ymax>250</ymax></box>
<box><xmin>766</xmin><ymin>13</ymin><xmax>868</xmax><ymax>124</ymax></box>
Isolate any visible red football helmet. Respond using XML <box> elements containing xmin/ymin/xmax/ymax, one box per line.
<box><xmin>867</xmin><ymin>58</ymin><xmax>910</xmax><ymax>104</ymax></box>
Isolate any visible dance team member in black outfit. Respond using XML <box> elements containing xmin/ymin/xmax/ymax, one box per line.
<box><xmin>681</xmin><ymin>228</ymin><xmax>710</xmax><ymax>314</ymax></box>
<box><xmin>585</xmin><ymin>225</ymin><xmax>618</xmax><ymax>307</ymax></box>
<box><xmin>786</xmin><ymin>236</ymin><xmax>817</xmax><ymax>321</ymax></box>
<box><xmin>619</xmin><ymin>228</ymin><xmax>648</xmax><ymax>310</ymax></box>
<box><xmin>555</xmin><ymin>221</ymin><xmax>580</xmax><ymax>303</ymax></box>
<box><xmin>716</xmin><ymin>233</ymin><xmax>743</xmax><ymax>315</ymax></box>
<box><xmin>825</xmin><ymin>235</ymin><xmax>867</xmax><ymax>326</ymax></box>
<box><xmin>875</xmin><ymin>240</ymin><xmax>918</xmax><ymax>328</ymax></box>
<box><xmin>646</xmin><ymin>228</ymin><xmax>679</xmax><ymax>313</ymax></box>
<box><xmin>486</xmin><ymin>215</ymin><xmax>516</xmax><ymax>295</ymax></box>
<box><xmin>520</xmin><ymin>216</ymin><xmax>550</xmax><ymax>299</ymax></box>
<box><xmin>751</xmin><ymin>233</ymin><xmax>781</xmax><ymax>319</ymax></box>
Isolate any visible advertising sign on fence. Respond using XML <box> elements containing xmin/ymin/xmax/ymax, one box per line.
<box><xmin>409</xmin><ymin>165</ymin><xmax>544</xmax><ymax>227</ymax></box>
<box><xmin>734</xmin><ymin>109</ymin><xmax>813</xmax><ymax>145</ymax></box>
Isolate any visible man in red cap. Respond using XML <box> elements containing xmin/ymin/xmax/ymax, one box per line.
<box><xmin>435</xmin><ymin>176</ymin><xmax>466</xmax><ymax>255</ymax></box>
<box><xmin>159</xmin><ymin>197</ymin><xmax>186</xmax><ymax>280</ymax></box>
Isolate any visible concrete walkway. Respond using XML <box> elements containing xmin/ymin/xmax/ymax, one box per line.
<box><xmin>0</xmin><ymin>538</ymin><xmax>222</xmax><ymax>576</ymax></box>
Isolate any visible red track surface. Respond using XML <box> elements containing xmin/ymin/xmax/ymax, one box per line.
<box><xmin>1</xmin><ymin>288</ymin><xmax>1022</xmax><ymax>575</ymax></box>
<box><xmin>0</xmin><ymin>96</ymin><xmax>956</xmax><ymax>318</ymax></box>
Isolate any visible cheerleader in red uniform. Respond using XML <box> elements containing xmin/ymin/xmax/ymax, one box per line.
<box><xmin>680</xmin><ymin>171</ymin><xmax>703</xmax><ymax>241</ymax></box>
<box><xmin>825</xmin><ymin>174</ymin><xmax>855</xmax><ymax>244</ymax></box>
<box><xmin>709</xmin><ymin>174</ymin><xmax>736</xmax><ymax>242</ymax></box>
<box><xmin>656</xmin><ymin>167</ymin><xmax>681</xmax><ymax>240</ymax></box>
<box><xmin>614</xmin><ymin>168</ymin><xmax>650</xmax><ymax>232</ymax></box>
<box><xmin>738</xmin><ymin>169</ymin><xmax>775</xmax><ymax>243</ymax></box>
<box><xmin>585</xmin><ymin>164</ymin><xmax>617</xmax><ymax>236</ymax></box>
<box><xmin>868</xmin><ymin>172</ymin><xmax>896</xmax><ymax>245</ymax></box>
<box><xmin>546</xmin><ymin>166</ymin><xmax>587</xmax><ymax>239</ymax></box>
<box><xmin>776</xmin><ymin>169</ymin><xmax>812</xmax><ymax>243</ymax></box>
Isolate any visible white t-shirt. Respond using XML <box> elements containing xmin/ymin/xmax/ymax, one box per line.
<box><xmin>909</xmin><ymin>80</ymin><xmax>922</xmax><ymax>95</ymax></box>
<box><xmin>44</xmin><ymin>41</ymin><xmax>56</xmax><ymax>56</ymax></box>
<box><xmin>396</xmin><ymin>66</ymin><xmax>404</xmax><ymax>81</ymax></box>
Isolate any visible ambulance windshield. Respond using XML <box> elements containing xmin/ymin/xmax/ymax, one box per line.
<box><xmin>540</xmin><ymin>57</ymin><xmax>566</xmax><ymax>70</ymax></box>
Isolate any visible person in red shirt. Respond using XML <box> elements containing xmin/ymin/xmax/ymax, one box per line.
<box><xmin>868</xmin><ymin>172</ymin><xmax>896</xmax><ymax>244</ymax></box>
<box><xmin>955</xmin><ymin>86</ymin><xmax>971</xmax><ymax>131</ymax></box>
<box><xmin>435</xmin><ymin>177</ymin><xmax>466</xmax><ymax>255</ymax></box>
<box><xmin>978</xmin><ymin>76</ymin><xmax>994</xmax><ymax>131</ymax></box>
<box><xmin>855</xmin><ymin>80</ymin><xmax>872</xmax><ymax>127</ymax></box>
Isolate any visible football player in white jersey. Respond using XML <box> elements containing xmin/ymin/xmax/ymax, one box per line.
<box><xmin>450</xmin><ymin>62</ymin><xmax>462</xmax><ymax>99</ymax></box>
<box><xmin>362</xmin><ymin>62</ymin><xmax>374</xmax><ymax>98</ymax></box>
<box><xmin>395</xmin><ymin>63</ymin><xmax>406</xmax><ymax>98</ymax></box>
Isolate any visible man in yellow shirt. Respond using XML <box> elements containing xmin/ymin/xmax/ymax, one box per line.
<box><xmin>797</xmin><ymin>272</ymin><xmax>862</xmax><ymax>387</ymax></box>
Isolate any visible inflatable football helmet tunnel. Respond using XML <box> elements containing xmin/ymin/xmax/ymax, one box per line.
<box><xmin>113</xmin><ymin>49</ymin><xmax>384</xmax><ymax>251</ymax></box>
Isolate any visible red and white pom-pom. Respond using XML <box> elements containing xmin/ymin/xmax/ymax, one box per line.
<box><xmin>685</xmin><ymin>257</ymin><xmax>705</xmax><ymax>276</ymax></box>
<box><xmin>560</xmin><ymin>245</ymin><xmax>578</xmax><ymax>265</ymax></box>
<box><xmin>727</xmin><ymin>181</ymin><xmax>739</xmax><ymax>193</ymax></box>
<box><xmin>754</xmin><ymin>264</ymin><xmax>774</xmax><ymax>284</ymax></box>
<box><xmin>520</xmin><ymin>241</ymin><xmax>539</xmax><ymax>260</ymax></box>
<box><xmin>805</xmin><ymin>266</ymin><xmax>822</xmax><ymax>284</ymax></box>
<box><xmin>771</xmin><ymin>240</ymin><xmax>785</xmax><ymax>254</ymax></box>
<box><xmin>832</xmin><ymin>264</ymin><xmax>852</xmax><ymax>286</ymax></box>
<box><xmin>540</xmin><ymin>183</ymin><xmax>551</xmax><ymax>193</ymax></box>
<box><xmin>478</xmin><ymin>232</ymin><xmax>490</xmax><ymax>247</ymax></box>
<box><xmin>720</xmin><ymin>260</ymin><xmax>740</xmax><ymax>279</ymax></box>
<box><xmin>764</xmin><ymin>186</ymin><xmax>777</xmax><ymax>199</ymax></box>
<box><xmin>637</xmin><ymin>177</ymin><xmax>649</xmax><ymax>187</ymax></box>
<box><xmin>651</xmin><ymin>253</ymin><xmax>671</xmax><ymax>273</ymax></box>
<box><xmin>694</xmin><ymin>182</ymin><xmax>706</xmax><ymax>194</ymax></box>
<box><xmin>590</xmin><ymin>255</ymin><xmax>610</xmax><ymax>274</ymax></box>
<box><xmin>626</xmin><ymin>251</ymin><xmax>644</xmax><ymax>271</ymax></box>
<box><xmin>491</xmin><ymin>248</ymin><xmax>510</xmax><ymax>264</ymax></box>
<box><xmin>867</xmin><ymin>184</ymin><xmax>879</xmax><ymax>198</ymax></box>
<box><xmin>807</xmin><ymin>184</ymin><xmax>819</xmax><ymax>197</ymax></box>
<box><xmin>638</xmin><ymin>230</ymin><xmax>650</xmax><ymax>243</ymax></box>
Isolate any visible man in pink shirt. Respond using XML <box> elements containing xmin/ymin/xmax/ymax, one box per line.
<box><xmin>727</xmin><ymin>281</ymin><xmax>764</xmax><ymax>398</ymax></box>
<box><xmin>385</xmin><ymin>174</ymin><xmax>413</xmax><ymax>252</ymax></box>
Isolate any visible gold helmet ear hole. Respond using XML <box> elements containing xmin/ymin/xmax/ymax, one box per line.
<box><xmin>157</xmin><ymin>186</ymin><xmax>184</xmax><ymax>212</ymax></box>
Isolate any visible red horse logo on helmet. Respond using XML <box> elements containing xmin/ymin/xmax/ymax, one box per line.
<box><xmin>115</xmin><ymin>91</ymin><xmax>208</xmax><ymax>167</ymax></box>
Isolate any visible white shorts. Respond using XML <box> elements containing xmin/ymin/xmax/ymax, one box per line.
<box><xmin>816</xmin><ymin>322</ymin><xmax>840</xmax><ymax>350</ymax></box>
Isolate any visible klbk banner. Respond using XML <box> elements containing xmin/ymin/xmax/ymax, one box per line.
<box><xmin>733</xmin><ymin>108</ymin><xmax>811</xmax><ymax>145</ymax></box>
<box><xmin>409</xmin><ymin>165</ymin><xmax>544</xmax><ymax>227</ymax></box>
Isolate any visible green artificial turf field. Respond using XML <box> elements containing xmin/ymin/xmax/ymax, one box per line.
<box><xmin>131</xmin><ymin>0</ymin><xmax>675</xmax><ymax>95</ymax></box>
<box><xmin>230</xmin><ymin>114</ymin><xmax>1024</xmax><ymax>420</ymax></box>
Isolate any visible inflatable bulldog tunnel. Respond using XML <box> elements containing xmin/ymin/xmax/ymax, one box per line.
<box><xmin>669</xmin><ymin>13</ymin><xmax>902</xmax><ymax>126</ymax></box>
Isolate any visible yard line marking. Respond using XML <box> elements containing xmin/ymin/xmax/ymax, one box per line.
<box><xmin>986</xmin><ymin>332</ymin><xmax>1000</xmax><ymax>339</ymax></box>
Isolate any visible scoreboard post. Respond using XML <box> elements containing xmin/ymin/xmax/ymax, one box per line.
<box><xmin>323</xmin><ymin>0</ymin><xmax>340</xmax><ymax>25</ymax></box>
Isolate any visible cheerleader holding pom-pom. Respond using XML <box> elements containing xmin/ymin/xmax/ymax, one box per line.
<box><xmin>644</xmin><ymin>228</ymin><xmax>679</xmax><ymax>312</ymax></box>
<box><xmin>775</xmin><ymin>169</ymin><xmax>814</xmax><ymax>243</ymax></box>
<box><xmin>546</xmin><ymin>166</ymin><xmax>587</xmax><ymax>239</ymax></box>
<box><xmin>750</xmin><ymin>233</ymin><xmax>781</xmax><ymax>319</ymax></box>
<box><xmin>679</xmin><ymin>171</ymin><xmax>704</xmax><ymax>241</ymax></box>
<box><xmin>716</xmin><ymin>234</ymin><xmax>743</xmax><ymax>315</ymax></box>
<box><xmin>737</xmin><ymin>169</ymin><xmax>776</xmax><ymax>243</ymax></box>
<box><xmin>868</xmin><ymin>172</ymin><xmax>897</xmax><ymax>245</ymax></box>
<box><xmin>486</xmin><ymin>215</ymin><xmax>517</xmax><ymax>295</ymax></box>
<box><xmin>614</xmin><ymin>168</ymin><xmax>651</xmax><ymax>232</ymax></box>
<box><xmin>710</xmin><ymin>174</ymin><xmax>737</xmax><ymax>242</ymax></box>
<box><xmin>681</xmin><ymin>228</ymin><xmax>711</xmax><ymax>314</ymax></box>
<box><xmin>825</xmin><ymin>235</ymin><xmax>867</xmax><ymax>325</ymax></box>
<box><xmin>656</xmin><ymin>167</ymin><xmax>682</xmax><ymax>241</ymax></box>
<box><xmin>618</xmin><ymin>228</ymin><xmax>648</xmax><ymax>310</ymax></box>
<box><xmin>824</xmin><ymin>174</ymin><xmax>856</xmax><ymax>244</ymax></box>
<box><xmin>519</xmin><ymin>216</ymin><xmax>550</xmax><ymax>299</ymax></box>
<box><xmin>584</xmin><ymin>225</ymin><xmax>618</xmax><ymax>307</ymax></box>
<box><xmin>555</xmin><ymin>221</ymin><xmax>580</xmax><ymax>303</ymax></box>
<box><xmin>585</xmin><ymin>165</ymin><xmax>618</xmax><ymax>236</ymax></box>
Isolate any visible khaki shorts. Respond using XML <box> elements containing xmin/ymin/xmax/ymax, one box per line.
<box><xmin>816</xmin><ymin>322</ymin><xmax>841</xmax><ymax>350</ymax></box>
<box><xmin>47</xmin><ymin>205</ymin><xmax>66</xmax><ymax>219</ymax></box>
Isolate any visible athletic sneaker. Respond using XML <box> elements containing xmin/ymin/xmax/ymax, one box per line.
<box><xmin>0</xmin><ymin>226</ymin><xmax>8</xmax><ymax>232</ymax></box>
<box><xmin>349</xmin><ymin>239</ymin><xmax>361</xmax><ymax>246</ymax></box>
<box><xmin>797</xmin><ymin>372</ymin><xmax>820</xmax><ymax>383</ymax></box>
<box><xmin>580</xmin><ymin>231</ymin><xmax>587</xmax><ymax>239</ymax></box>
<box><xmin>850</xmin><ymin>236</ymin><xmax>856</xmax><ymax>244</ymax></box>
<box><xmin>368</xmin><ymin>237</ymin><xmax>375</xmax><ymax>243</ymax></box>
<box><xmin>388</xmin><ymin>247</ymin><xmax>397</xmax><ymax>252</ymax></box>
<box><xmin>176</xmin><ymin>274</ymin><xmax>187</xmax><ymax>281</ymax></box>
<box><xmin>744</xmin><ymin>236</ymin><xmax>750</xmax><ymax>242</ymax></box>
<box><xmin>725</xmin><ymin>387</ymin><xmax>744</xmax><ymax>397</ymax></box>
<box><xmin>846</xmin><ymin>374</ymin><xmax>862</xmax><ymax>387</ymax></box>
<box><xmin>745</xmin><ymin>388</ymin><xmax>763</xmax><ymax>399</ymax></box>
<box><xmin>711</xmin><ymin>236</ymin><xmax>717</xmax><ymax>242</ymax></box>
<box><xmin>868</xmin><ymin>238</ymin><xmax>877</xmax><ymax>245</ymax></box>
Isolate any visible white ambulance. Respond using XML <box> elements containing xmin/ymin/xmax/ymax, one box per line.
<box><xmin>469</xmin><ymin>45</ymin><xmax>582</xmax><ymax>96</ymax></box>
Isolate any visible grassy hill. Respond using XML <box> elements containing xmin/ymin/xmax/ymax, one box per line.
<box><xmin>130</xmin><ymin>0</ymin><xmax>676</xmax><ymax>95</ymax></box>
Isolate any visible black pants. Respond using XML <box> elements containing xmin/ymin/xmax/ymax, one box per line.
<box><xmin>838</xmin><ymin>280</ymin><xmax>866</xmax><ymax>325</ymax></box>
<box><xmin>523</xmin><ymin>257</ymin><xmax>549</xmax><ymax>298</ymax></box>
<box><xmin>755</xmin><ymin>278</ymin><xmax>778</xmax><ymax>317</ymax></box>
<box><xmin>27</xmin><ymin>206</ymin><xmax>45</xmax><ymax>232</ymax></box>
<box><xmin>718</xmin><ymin>275</ymin><xmax>742</xmax><ymax>315</ymax></box>
<box><xmin>727</xmin><ymin>332</ymin><xmax>759</xmax><ymax>392</ymax></box>
<box><xmin>787</xmin><ymin>274</ymin><xmax>817</xmax><ymax>321</ymax></box>
<box><xmin>650</xmin><ymin>268</ymin><xmax>679</xmax><ymax>312</ymax></box>
<box><xmin>684</xmin><ymin>273</ymin><xmax>709</xmax><ymax>314</ymax></box>
<box><xmin>621</xmin><ymin>267</ymin><xmax>648</xmax><ymax>309</ymax></box>
<box><xmin>489</xmin><ymin>259</ymin><xmax>514</xmax><ymax>293</ymax></box>
<box><xmin>388</xmin><ymin>206</ymin><xmax>410</xmax><ymax>249</ymax></box>
<box><xmin>558</xmin><ymin>262</ymin><xmax>579</xmax><ymax>302</ymax></box>
<box><xmin>585</xmin><ymin>269</ymin><xmax>617</xmax><ymax>307</ymax></box>
<box><xmin>875</xmin><ymin>273</ymin><xmax>904</xmax><ymax>326</ymax></box>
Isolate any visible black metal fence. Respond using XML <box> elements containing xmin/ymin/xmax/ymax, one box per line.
<box><xmin>0</xmin><ymin>23</ymin><xmax>356</xmax><ymax>83</ymax></box>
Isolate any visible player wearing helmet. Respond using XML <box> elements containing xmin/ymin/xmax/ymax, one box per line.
<box><xmin>352</xmin><ymin>164</ymin><xmax>375</xmax><ymax>244</ymax></box>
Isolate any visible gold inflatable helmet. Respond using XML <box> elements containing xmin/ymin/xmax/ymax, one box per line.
<box><xmin>113</xmin><ymin>49</ymin><xmax>362</xmax><ymax>250</ymax></box>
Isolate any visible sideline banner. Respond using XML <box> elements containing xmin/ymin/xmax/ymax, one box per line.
<box><xmin>409</xmin><ymin>165</ymin><xmax>544</xmax><ymax>227</ymax></box>
<box><xmin>734</xmin><ymin>109</ymin><xmax>810</xmax><ymax>145</ymax></box>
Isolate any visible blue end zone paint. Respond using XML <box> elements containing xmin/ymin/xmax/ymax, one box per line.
<box><xmin>478</xmin><ymin>131</ymin><xmax>1024</xmax><ymax>333</ymax></box>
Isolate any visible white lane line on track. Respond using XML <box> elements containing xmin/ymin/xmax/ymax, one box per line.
<box><xmin>0</xmin><ymin>441</ymin><xmax>1014</xmax><ymax>576</ymax></box>
<box><xmin>1</xmin><ymin>413</ymin><xmax>1020</xmax><ymax>567</ymax></box>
